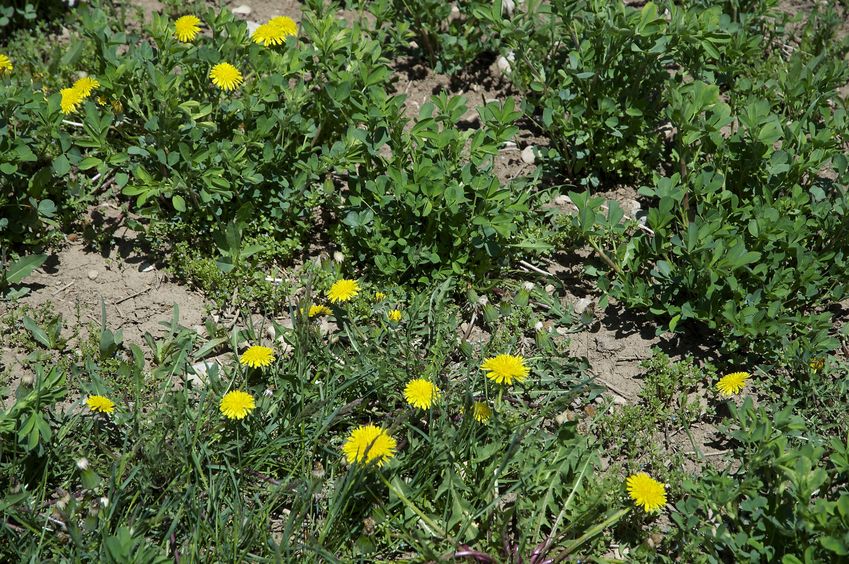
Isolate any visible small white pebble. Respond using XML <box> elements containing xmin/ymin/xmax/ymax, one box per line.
<box><xmin>521</xmin><ymin>146</ymin><xmax>536</xmax><ymax>165</ymax></box>
<box><xmin>574</xmin><ymin>297</ymin><xmax>593</xmax><ymax>315</ymax></box>
<box><xmin>534</xmin><ymin>321</ymin><xmax>544</xmax><ymax>331</ymax></box>
<box><xmin>544</xmin><ymin>284</ymin><xmax>555</xmax><ymax>294</ymax></box>
<box><xmin>522</xmin><ymin>281</ymin><xmax>535</xmax><ymax>291</ymax></box>
<box><xmin>554</xmin><ymin>194</ymin><xmax>572</xmax><ymax>207</ymax></box>
<box><xmin>87</xmin><ymin>270</ymin><xmax>98</xmax><ymax>280</ymax></box>
<box><xmin>231</xmin><ymin>4</ymin><xmax>252</xmax><ymax>16</ymax></box>
<box><xmin>496</xmin><ymin>55</ymin><xmax>512</xmax><ymax>75</ymax></box>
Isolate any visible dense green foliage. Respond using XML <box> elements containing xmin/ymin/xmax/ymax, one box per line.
<box><xmin>1</xmin><ymin>0</ymin><xmax>849</xmax><ymax>561</ymax></box>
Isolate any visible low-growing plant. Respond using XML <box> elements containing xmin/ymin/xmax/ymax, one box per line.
<box><xmin>665</xmin><ymin>399</ymin><xmax>849</xmax><ymax>562</ymax></box>
<box><xmin>591</xmin><ymin>351</ymin><xmax>709</xmax><ymax>475</ymax></box>
<box><xmin>342</xmin><ymin>94</ymin><xmax>545</xmax><ymax>282</ymax></box>
<box><xmin>0</xmin><ymin>282</ymin><xmax>630</xmax><ymax>561</ymax></box>
<box><xmin>360</xmin><ymin>0</ymin><xmax>503</xmax><ymax>73</ymax></box>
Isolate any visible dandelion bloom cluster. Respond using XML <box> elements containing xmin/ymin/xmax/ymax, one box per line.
<box><xmin>404</xmin><ymin>379</ymin><xmax>441</xmax><ymax>410</ymax></box>
<box><xmin>220</xmin><ymin>390</ymin><xmax>256</xmax><ymax>420</ymax></box>
<box><xmin>308</xmin><ymin>304</ymin><xmax>331</xmax><ymax>318</ymax></box>
<box><xmin>209</xmin><ymin>62</ymin><xmax>244</xmax><ymax>91</ymax></box>
<box><xmin>716</xmin><ymin>371</ymin><xmax>750</xmax><ymax>397</ymax></box>
<box><xmin>626</xmin><ymin>472</ymin><xmax>667</xmax><ymax>513</ymax></box>
<box><xmin>388</xmin><ymin>309</ymin><xmax>402</xmax><ymax>322</ymax></box>
<box><xmin>252</xmin><ymin>16</ymin><xmax>298</xmax><ymax>46</ymax></box>
<box><xmin>0</xmin><ymin>54</ymin><xmax>12</xmax><ymax>74</ymax></box>
<box><xmin>74</xmin><ymin>76</ymin><xmax>100</xmax><ymax>97</ymax></box>
<box><xmin>327</xmin><ymin>279</ymin><xmax>359</xmax><ymax>303</ymax></box>
<box><xmin>342</xmin><ymin>424</ymin><xmax>396</xmax><ymax>467</ymax></box>
<box><xmin>480</xmin><ymin>354</ymin><xmax>530</xmax><ymax>385</ymax></box>
<box><xmin>86</xmin><ymin>395</ymin><xmax>115</xmax><ymax>414</ymax></box>
<box><xmin>239</xmin><ymin>345</ymin><xmax>275</xmax><ymax>369</ymax></box>
<box><xmin>174</xmin><ymin>15</ymin><xmax>202</xmax><ymax>42</ymax></box>
<box><xmin>472</xmin><ymin>401</ymin><xmax>492</xmax><ymax>423</ymax></box>
<box><xmin>60</xmin><ymin>76</ymin><xmax>100</xmax><ymax>115</ymax></box>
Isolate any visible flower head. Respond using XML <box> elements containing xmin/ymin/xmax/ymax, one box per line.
<box><xmin>809</xmin><ymin>358</ymin><xmax>825</xmax><ymax>372</ymax></box>
<box><xmin>626</xmin><ymin>472</ymin><xmax>667</xmax><ymax>513</ymax></box>
<box><xmin>268</xmin><ymin>16</ymin><xmax>298</xmax><ymax>36</ymax></box>
<box><xmin>0</xmin><ymin>54</ymin><xmax>12</xmax><ymax>74</ymax></box>
<box><xmin>209</xmin><ymin>62</ymin><xmax>244</xmax><ymax>91</ymax></box>
<box><xmin>374</xmin><ymin>291</ymin><xmax>386</xmax><ymax>301</ymax></box>
<box><xmin>175</xmin><ymin>15</ymin><xmax>202</xmax><ymax>42</ymax></box>
<box><xmin>716</xmin><ymin>371</ymin><xmax>750</xmax><ymax>397</ymax></box>
<box><xmin>471</xmin><ymin>401</ymin><xmax>492</xmax><ymax>423</ymax></box>
<box><xmin>86</xmin><ymin>395</ymin><xmax>115</xmax><ymax>414</ymax></box>
<box><xmin>480</xmin><ymin>354</ymin><xmax>530</xmax><ymax>385</ymax></box>
<box><xmin>72</xmin><ymin>76</ymin><xmax>100</xmax><ymax>97</ymax></box>
<box><xmin>404</xmin><ymin>379</ymin><xmax>441</xmax><ymax>410</ymax></box>
<box><xmin>239</xmin><ymin>345</ymin><xmax>275</xmax><ymax>369</ymax></box>
<box><xmin>220</xmin><ymin>390</ymin><xmax>256</xmax><ymax>420</ymax></box>
<box><xmin>327</xmin><ymin>279</ymin><xmax>359</xmax><ymax>303</ymax></box>
<box><xmin>252</xmin><ymin>16</ymin><xmax>298</xmax><ymax>46</ymax></box>
<box><xmin>388</xmin><ymin>309</ymin><xmax>402</xmax><ymax>322</ymax></box>
<box><xmin>60</xmin><ymin>87</ymin><xmax>85</xmax><ymax>114</ymax></box>
<box><xmin>309</xmin><ymin>304</ymin><xmax>331</xmax><ymax>318</ymax></box>
<box><xmin>342</xmin><ymin>424</ymin><xmax>396</xmax><ymax>467</ymax></box>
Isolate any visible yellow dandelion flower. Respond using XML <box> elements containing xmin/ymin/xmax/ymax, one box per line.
<box><xmin>472</xmin><ymin>401</ymin><xmax>492</xmax><ymax>423</ymax></box>
<box><xmin>626</xmin><ymin>472</ymin><xmax>667</xmax><ymax>513</ymax></box>
<box><xmin>480</xmin><ymin>354</ymin><xmax>530</xmax><ymax>385</ymax></box>
<box><xmin>239</xmin><ymin>345</ymin><xmax>275</xmax><ymax>369</ymax></box>
<box><xmin>86</xmin><ymin>395</ymin><xmax>115</xmax><ymax>414</ymax></box>
<box><xmin>388</xmin><ymin>309</ymin><xmax>402</xmax><ymax>322</ymax></box>
<box><xmin>209</xmin><ymin>62</ymin><xmax>244</xmax><ymax>91</ymax></box>
<box><xmin>715</xmin><ymin>371</ymin><xmax>750</xmax><ymax>397</ymax></box>
<box><xmin>60</xmin><ymin>87</ymin><xmax>85</xmax><ymax>114</ymax></box>
<box><xmin>268</xmin><ymin>16</ymin><xmax>298</xmax><ymax>37</ymax></box>
<box><xmin>174</xmin><ymin>15</ymin><xmax>202</xmax><ymax>42</ymax></box>
<box><xmin>342</xmin><ymin>424</ymin><xmax>396</xmax><ymax>467</ymax></box>
<box><xmin>72</xmin><ymin>76</ymin><xmax>100</xmax><ymax>98</ymax></box>
<box><xmin>404</xmin><ymin>379</ymin><xmax>441</xmax><ymax>410</ymax></box>
<box><xmin>0</xmin><ymin>54</ymin><xmax>12</xmax><ymax>74</ymax></box>
<box><xmin>219</xmin><ymin>390</ymin><xmax>256</xmax><ymax>420</ymax></box>
<box><xmin>308</xmin><ymin>304</ymin><xmax>332</xmax><ymax>318</ymax></box>
<box><xmin>809</xmin><ymin>358</ymin><xmax>824</xmax><ymax>372</ymax></box>
<box><xmin>251</xmin><ymin>17</ymin><xmax>297</xmax><ymax>47</ymax></box>
<box><xmin>374</xmin><ymin>291</ymin><xmax>386</xmax><ymax>301</ymax></box>
<box><xmin>327</xmin><ymin>279</ymin><xmax>360</xmax><ymax>303</ymax></box>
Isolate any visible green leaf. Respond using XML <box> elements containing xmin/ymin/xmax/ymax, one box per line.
<box><xmin>172</xmin><ymin>194</ymin><xmax>186</xmax><ymax>212</ymax></box>
<box><xmin>78</xmin><ymin>157</ymin><xmax>102</xmax><ymax>171</ymax></box>
<box><xmin>23</xmin><ymin>315</ymin><xmax>51</xmax><ymax>348</ymax></box>
<box><xmin>4</xmin><ymin>254</ymin><xmax>47</xmax><ymax>285</ymax></box>
<box><xmin>52</xmin><ymin>155</ymin><xmax>71</xmax><ymax>177</ymax></box>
